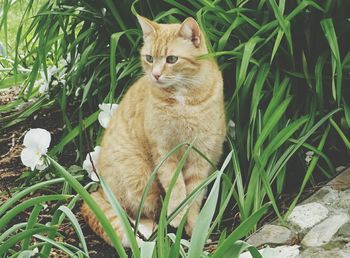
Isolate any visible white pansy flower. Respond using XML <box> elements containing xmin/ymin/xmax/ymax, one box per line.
<box><xmin>228</xmin><ymin>119</ymin><xmax>236</xmax><ymax>139</ymax></box>
<box><xmin>98</xmin><ymin>103</ymin><xmax>118</xmax><ymax>128</ymax></box>
<box><xmin>38</xmin><ymin>79</ymin><xmax>49</xmax><ymax>94</ymax></box>
<box><xmin>83</xmin><ymin>146</ymin><xmax>100</xmax><ymax>182</ymax></box>
<box><xmin>20</xmin><ymin>128</ymin><xmax>51</xmax><ymax>171</ymax></box>
<box><xmin>17</xmin><ymin>247</ymin><xmax>39</xmax><ymax>258</ymax></box>
<box><xmin>38</xmin><ymin>66</ymin><xmax>59</xmax><ymax>94</ymax></box>
<box><xmin>305</xmin><ymin>151</ymin><xmax>314</xmax><ymax>165</ymax></box>
<box><xmin>32</xmin><ymin>247</ymin><xmax>39</xmax><ymax>255</ymax></box>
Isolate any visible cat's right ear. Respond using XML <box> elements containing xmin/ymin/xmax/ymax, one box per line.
<box><xmin>137</xmin><ymin>15</ymin><xmax>157</xmax><ymax>38</ymax></box>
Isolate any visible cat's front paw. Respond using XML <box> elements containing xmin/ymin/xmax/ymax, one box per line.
<box><xmin>185</xmin><ymin>221</ymin><xmax>194</xmax><ymax>236</ymax></box>
<box><xmin>168</xmin><ymin>207</ymin><xmax>187</xmax><ymax>228</ymax></box>
<box><xmin>184</xmin><ymin>207</ymin><xmax>199</xmax><ymax>236</ymax></box>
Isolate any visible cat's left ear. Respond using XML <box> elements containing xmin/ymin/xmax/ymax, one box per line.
<box><xmin>178</xmin><ymin>17</ymin><xmax>201</xmax><ymax>48</ymax></box>
<box><xmin>137</xmin><ymin>15</ymin><xmax>158</xmax><ymax>38</ymax></box>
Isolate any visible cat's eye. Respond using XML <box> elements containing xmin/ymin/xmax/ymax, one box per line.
<box><xmin>166</xmin><ymin>55</ymin><xmax>178</xmax><ymax>64</ymax></box>
<box><xmin>145</xmin><ymin>55</ymin><xmax>153</xmax><ymax>63</ymax></box>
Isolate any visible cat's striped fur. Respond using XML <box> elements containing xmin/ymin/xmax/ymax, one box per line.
<box><xmin>81</xmin><ymin>15</ymin><xmax>226</xmax><ymax>247</ymax></box>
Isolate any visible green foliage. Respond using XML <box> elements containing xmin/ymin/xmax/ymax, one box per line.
<box><xmin>0</xmin><ymin>152</ymin><xmax>265</xmax><ymax>257</ymax></box>
<box><xmin>1</xmin><ymin>0</ymin><xmax>350</xmax><ymax>256</ymax></box>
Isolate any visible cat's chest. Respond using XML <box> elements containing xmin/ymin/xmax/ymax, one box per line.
<box><xmin>173</xmin><ymin>91</ymin><xmax>186</xmax><ymax>106</ymax></box>
<box><xmin>148</xmin><ymin>102</ymin><xmax>207</xmax><ymax>141</ymax></box>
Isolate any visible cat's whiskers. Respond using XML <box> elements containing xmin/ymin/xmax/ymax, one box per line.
<box><xmin>173</xmin><ymin>76</ymin><xmax>202</xmax><ymax>87</ymax></box>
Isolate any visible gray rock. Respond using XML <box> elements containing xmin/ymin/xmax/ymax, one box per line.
<box><xmin>336</xmin><ymin>190</ymin><xmax>350</xmax><ymax>209</ymax></box>
<box><xmin>301</xmin><ymin>248</ymin><xmax>346</xmax><ymax>258</ymax></box>
<box><xmin>302</xmin><ymin>213</ymin><xmax>349</xmax><ymax>247</ymax></box>
<box><xmin>330</xmin><ymin>167</ymin><xmax>350</xmax><ymax>191</ymax></box>
<box><xmin>307</xmin><ymin>186</ymin><xmax>340</xmax><ymax>207</ymax></box>
<box><xmin>336</xmin><ymin>166</ymin><xmax>346</xmax><ymax>173</ymax></box>
<box><xmin>287</xmin><ymin>202</ymin><xmax>329</xmax><ymax>230</ymax></box>
<box><xmin>338</xmin><ymin>222</ymin><xmax>350</xmax><ymax>238</ymax></box>
<box><xmin>239</xmin><ymin>245</ymin><xmax>300</xmax><ymax>258</ymax></box>
<box><xmin>247</xmin><ymin>225</ymin><xmax>295</xmax><ymax>247</ymax></box>
<box><xmin>322</xmin><ymin>187</ymin><xmax>340</xmax><ymax>205</ymax></box>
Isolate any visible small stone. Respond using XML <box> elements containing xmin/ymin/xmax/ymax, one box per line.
<box><xmin>338</xmin><ymin>222</ymin><xmax>350</xmax><ymax>238</ymax></box>
<box><xmin>330</xmin><ymin>167</ymin><xmax>350</xmax><ymax>191</ymax></box>
<box><xmin>323</xmin><ymin>241</ymin><xmax>347</xmax><ymax>250</ymax></box>
<box><xmin>247</xmin><ymin>225</ymin><xmax>295</xmax><ymax>247</ymax></box>
<box><xmin>302</xmin><ymin>213</ymin><xmax>349</xmax><ymax>247</ymax></box>
<box><xmin>322</xmin><ymin>187</ymin><xmax>340</xmax><ymax>205</ymax></box>
<box><xmin>287</xmin><ymin>202</ymin><xmax>329</xmax><ymax>230</ymax></box>
<box><xmin>307</xmin><ymin>186</ymin><xmax>339</xmax><ymax>205</ymax></box>
<box><xmin>336</xmin><ymin>190</ymin><xmax>350</xmax><ymax>209</ymax></box>
<box><xmin>301</xmin><ymin>248</ymin><xmax>345</xmax><ymax>258</ymax></box>
<box><xmin>336</xmin><ymin>166</ymin><xmax>346</xmax><ymax>173</ymax></box>
<box><xmin>239</xmin><ymin>245</ymin><xmax>300</xmax><ymax>258</ymax></box>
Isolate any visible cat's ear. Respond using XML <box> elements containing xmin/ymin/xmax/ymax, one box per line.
<box><xmin>178</xmin><ymin>17</ymin><xmax>201</xmax><ymax>48</ymax></box>
<box><xmin>137</xmin><ymin>15</ymin><xmax>157</xmax><ymax>38</ymax></box>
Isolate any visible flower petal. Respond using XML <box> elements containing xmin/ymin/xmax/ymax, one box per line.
<box><xmin>21</xmin><ymin>148</ymin><xmax>41</xmax><ymax>171</ymax></box>
<box><xmin>35</xmin><ymin>157</ymin><xmax>49</xmax><ymax>171</ymax></box>
<box><xmin>93</xmin><ymin>146</ymin><xmax>101</xmax><ymax>153</ymax></box>
<box><xmin>48</xmin><ymin>66</ymin><xmax>59</xmax><ymax>80</ymax></box>
<box><xmin>98</xmin><ymin>103</ymin><xmax>118</xmax><ymax>113</ymax></box>
<box><xmin>98</xmin><ymin>111</ymin><xmax>111</xmax><ymax>128</ymax></box>
<box><xmin>82</xmin><ymin>158</ymin><xmax>93</xmax><ymax>174</ymax></box>
<box><xmin>83</xmin><ymin>146</ymin><xmax>100</xmax><ymax>178</ymax></box>
<box><xmin>110</xmin><ymin>104</ymin><xmax>118</xmax><ymax>113</ymax></box>
<box><xmin>83</xmin><ymin>147</ymin><xmax>100</xmax><ymax>170</ymax></box>
<box><xmin>23</xmin><ymin>128</ymin><xmax>51</xmax><ymax>155</ymax></box>
<box><xmin>306</xmin><ymin>151</ymin><xmax>314</xmax><ymax>156</ymax></box>
<box><xmin>38</xmin><ymin>82</ymin><xmax>49</xmax><ymax>94</ymax></box>
<box><xmin>228</xmin><ymin>120</ymin><xmax>235</xmax><ymax>128</ymax></box>
<box><xmin>98</xmin><ymin>103</ymin><xmax>110</xmax><ymax>112</ymax></box>
<box><xmin>88</xmin><ymin>171</ymin><xmax>100</xmax><ymax>182</ymax></box>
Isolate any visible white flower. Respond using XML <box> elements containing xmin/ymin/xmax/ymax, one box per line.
<box><xmin>83</xmin><ymin>146</ymin><xmax>100</xmax><ymax>182</ymax></box>
<box><xmin>305</xmin><ymin>151</ymin><xmax>314</xmax><ymax>165</ymax></box>
<box><xmin>228</xmin><ymin>119</ymin><xmax>236</xmax><ymax>139</ymax></box>
<box><xmin>38</xmin><ymin>79</ymin><xmax>49</xmax><ymax>94</ymax></box>
<box><xmin>20</xmin><ymin>128</ymin><xmax>51</xmax><ymax>171</ymax></box>
<box><xmin>17</xmin><ymin>247</ymin><xmax>39</xmax><ymax>258</ymax></box>
<box><xmin>98</xmin><ymin>103</ymin><xmax>118</xmax><ymax>128</ymax></box>
<box><xmin>38</xmin><ymin>66</ymin><xmax>59</xmax><ymax>94</ymax></box>
<box><xmin>32</xmin><ymin>247</ymin><xmax>39</xmax><ymax>255</ymax></box>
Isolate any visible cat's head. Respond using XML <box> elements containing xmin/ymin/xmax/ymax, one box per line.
<box><xmin>137</xmin><ymin>15</ymin><xmax>208</xmax><ymax>87</ymax></box>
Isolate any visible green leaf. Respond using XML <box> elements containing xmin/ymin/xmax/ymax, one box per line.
<box><xmin>267</xmin><ymin>0</ymin><xmax>293</xmax><ymax>55</ymax></box>
<box><xmin>237</xmin><ymin>37</ymin><xmax>260</xmax><ymax>90</ymax></box>
<box><xmin>21</xmin><ymin>205</ymin><xmax>43</xmax><ymax>251</ymax></box>
<box><xmin>100</xmin><ymin>177</ymin><xmax>140</xmax><ymax>257</ymax></box>
<box><xmin>47</xmin><ymin>157</ymin><xmax>128</xmax><ymax>257</ymax></box>
<box><xmin>0</xmin><ymin>195</ymin><xmax>71</xmax><ymax>229</ymax></box>
<box><xmin>0</xmin><ymin>178</ymin><xmax>74</xmax><ymax>217</ymax></box>
<box><xmin>0</xmin><ymin>227</ymin><xmax>56</xmax><ymax>256</ymax></box>
<box><xmin>140</xmin><ymin>241</ymin><xmax>155</xmax><ymax>258</ymax></box>
<box><xmin>212</xmin><ymin>203</ymin><xmax>270</xmax><ymax>258</ymax></box>
<box><xmin>58</xmin><ymin>205</ymin><xmax>89</xmax><ymax>256</ymax></box>
<box><xmin>321</xmin><ymin>18</ymin><xmax>342</xmax><ymax>105</ymax></box>
<box><xmin>188</xmin><ymin>151</ymin><xmax>232</xmax><ymax>258</ymax></box>
<box><xmin>49</xmin><ymin>112</ymin><xmax>98</xmax><ymax>155</ymax></box>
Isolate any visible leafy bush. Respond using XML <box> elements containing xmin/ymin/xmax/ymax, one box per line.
<box><xmin>1</xmin><ymin>0</ymin><xmax>350</xmax><ymax>256</ymax></box>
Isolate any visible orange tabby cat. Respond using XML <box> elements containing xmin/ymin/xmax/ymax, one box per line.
<box><xmin>81</xmin><ymin>15</ymin><xmax>226</xmax><ymax>247</ymax></box>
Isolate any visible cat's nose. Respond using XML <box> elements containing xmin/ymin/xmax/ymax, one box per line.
<box><xmin>152</xmin><ymin>73</ymin><xmax>161</xmax><ymax>80</ymax></box>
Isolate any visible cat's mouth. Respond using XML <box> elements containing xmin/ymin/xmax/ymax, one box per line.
<box><xmin>153</xmin><ymin>78</ymin><xmax>174</xmax><ymax>88</ymax></box>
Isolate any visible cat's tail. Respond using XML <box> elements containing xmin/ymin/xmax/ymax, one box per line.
<box><xmin>80</xmin><ymin>190</ymin><xmax>154</xmax><ymax>247</ymax></box>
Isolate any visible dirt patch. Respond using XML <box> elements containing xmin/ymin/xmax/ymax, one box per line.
<box><xmin>0</xmin><ymin>86</ymin><xmax>20</xmax><ymax>106</ymax></box>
